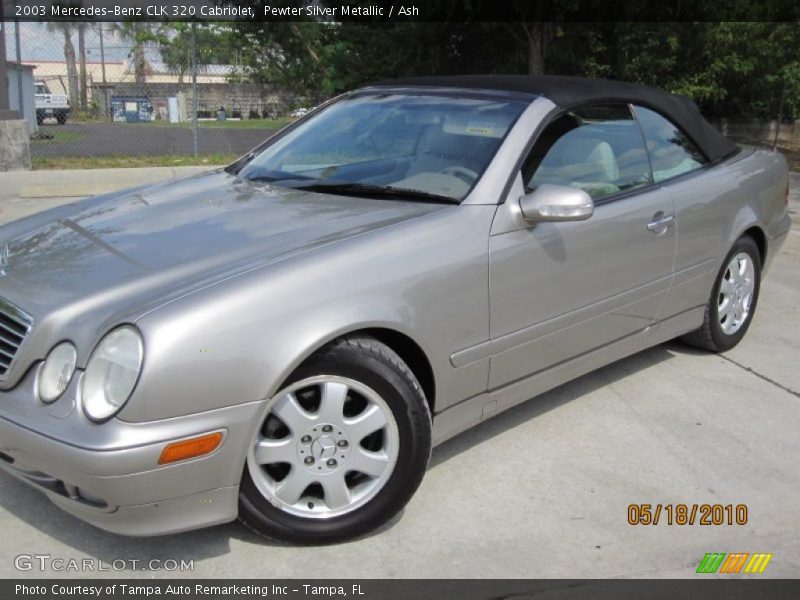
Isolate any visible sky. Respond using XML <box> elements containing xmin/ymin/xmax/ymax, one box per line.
<box><xmin>4</xmin><ymin>21</ymin><xmax>159</xmax><ymax>64</ymax></box>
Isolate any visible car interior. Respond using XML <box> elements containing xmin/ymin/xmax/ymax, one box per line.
<box><xmin>525</xmin><ymin>111</ymin><xmax>653</xmax><ymax>199</ymax></box>
<box><xmin>250</xmin><ymin>97</ymin><xmax>521</xmax><ymax>200</ymax></box>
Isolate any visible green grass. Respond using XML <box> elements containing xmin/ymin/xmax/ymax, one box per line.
<box><xmin>32</xmin><ymin>153</ymin><xmax>237</xmax><ymax>170</ymax></box>
<box><xmin>196</xmin><ymin>118</ymin><xmax>292</xmax><ymax>129</ymax></box>
<box><xmin>31</xmin><ymin>130</ymin><xmax>84</xmax><ymax>144</ymax></box>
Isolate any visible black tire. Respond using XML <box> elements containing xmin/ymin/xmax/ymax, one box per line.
<box><xmin>239</xmin><ymin>335</ymin><xmax>432</xmax><ymax>544</ymax></box>
<box><xmin>56</xmin><ymin>113</ymin><xmax>67</xmax><ymax>125</ymax></box>
<box><xmin>681</xmin><ymin>235</ymin><xmax>761</xmax><ymax>352</ymax></box>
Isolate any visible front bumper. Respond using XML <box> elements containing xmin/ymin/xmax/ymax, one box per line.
<box><xmin>0</xmin><ymin>367</ymin><xmax>264</xmax><ymax>536</ymax></box>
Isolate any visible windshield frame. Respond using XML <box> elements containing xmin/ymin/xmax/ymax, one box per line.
<box><xmin>229</xmin><ymin>88</ymin><xmax>533</xmax><ymax>205</ymax></box>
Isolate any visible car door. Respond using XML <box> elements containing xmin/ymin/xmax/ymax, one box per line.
<box><xmin>487</xmin><ymin>104</ymin><xmax>676</xmax><ymax>389</ymax></box>
<box><xmin>630</xmin><ymin>105</ymin><xmax>717</xmax><ymax>319</ymax></box>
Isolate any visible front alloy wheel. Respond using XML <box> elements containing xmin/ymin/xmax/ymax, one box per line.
<box><xmin>246</xmin><ymin>376</ymin><xmax>400</xmax><ymax>519</ymax></box>
<box><xmin>239</xmin><ymin>335</ymin><xmax>431</xmax><ymax>543</ymax></box>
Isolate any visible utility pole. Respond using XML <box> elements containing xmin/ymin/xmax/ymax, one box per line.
<box><xmin>99</xmin><ymin>23</ymin><xmax>108</xmax><ymax>118</ymax></box>
<box><xmin>14</xmin><ymin>20</ymin><xmax>24</xmax><ymax>119</ymax></box>
<box><xmin>191</xmin><ymin>21</ymin><xmax>198</xmax><ymax>157</ymax></box>
<box><xmin>0</xmin><ymin>8</ymin><xmax>17</xmax><ymax>118</ymax></box>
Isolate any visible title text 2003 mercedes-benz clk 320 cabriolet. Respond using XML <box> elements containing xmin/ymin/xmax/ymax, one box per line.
<box><xmin>0</xmin><ymin>75</ymin><xmax>790</xmax><ymax>543</ymax></box>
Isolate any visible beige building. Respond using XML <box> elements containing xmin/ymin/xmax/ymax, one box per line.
<box><xmin>26</xmin><ymin>59</ymin><xmax>233</xmax><ymax>98</ymax></box>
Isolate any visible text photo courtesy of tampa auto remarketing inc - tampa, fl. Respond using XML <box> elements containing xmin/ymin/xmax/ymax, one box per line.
<box><xmin>0</xmin><ymin>1</ymin><xmax>799</xmax><ymax>598</ymax></box>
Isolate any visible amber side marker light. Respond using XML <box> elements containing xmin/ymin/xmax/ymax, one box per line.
<box><xmin>158</xmin><ymin>432</ymin><xmax>224</xmax><ymax>465</ymax></box>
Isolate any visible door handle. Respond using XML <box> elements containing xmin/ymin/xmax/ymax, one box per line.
<box><xmin>647</xmin><ymin>212</ymin><xmax>675</xmax><ymax>234</ymax></box>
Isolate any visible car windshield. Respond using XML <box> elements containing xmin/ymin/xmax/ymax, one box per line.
<box><xmin>237</xmin><ymin>93</ymin><xmax>526</xmax><ymax>202</ymax></box>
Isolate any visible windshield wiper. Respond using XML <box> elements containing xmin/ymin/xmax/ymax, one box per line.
<box><xmin>241</xmin><ymin>169</ymin><xmax>315</xmax><ymax>183</ymax></box>
<box><xmin>289</xmin><ymin>181</ymin><xmax>460</xmax><ymax>204</ymax></box>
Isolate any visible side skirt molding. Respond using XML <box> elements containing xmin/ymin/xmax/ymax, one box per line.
<box><xmin>432</xmin><ymin>305</ymin><xmax>704</xmax><ymax>447</ymax></box>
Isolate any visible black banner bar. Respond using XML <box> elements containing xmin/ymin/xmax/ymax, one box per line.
<box><xmin>4</xmin><ymin>0</ymin><xmax>800</xmax><ymax>23</ymax></box>
<box><xmin>5</xmin><ymin>580</ymin><xmax>800</xmax><ymax>600</ymax></box>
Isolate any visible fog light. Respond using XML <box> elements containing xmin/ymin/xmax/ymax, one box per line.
<box><xmin>158</xmin><ymin>432</ymin><xmax>224</xmax><ymax>465</ymax></box>
<box><xmin>38</xmin><ymin>342</ymin><xmax>77</xmax><ymax>403</ymax></box>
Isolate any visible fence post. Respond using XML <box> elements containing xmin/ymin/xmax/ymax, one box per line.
<box><xmin>98</xmin><ymin>23</ymin><xmax>108</xmax><ymax>119</ymax></box>
<box><xmin>14</xmin><ymin>20</ymin><xmax>25</xmax><ymax>125</ymax></box>
<box><xmin>0</xmin><ymin>16</ymin><xmax>13</xmax><ymax>116</ymax></box>
<box><xmin>191</xmin><ymin>21</ymin><xmax>198</xmax><ymax>158</ymax></box>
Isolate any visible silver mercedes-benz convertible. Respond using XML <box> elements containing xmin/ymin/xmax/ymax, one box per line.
<box><xmin>0</xmin><ymin>75</ymin><xmax>790</xmax><ymax>543</ymax></box>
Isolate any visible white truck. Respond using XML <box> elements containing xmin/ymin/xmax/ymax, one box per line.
<box><xmin>35</xmin><ymin>81</ymin><xmax>70</xmax><ymax>125</ymax></box>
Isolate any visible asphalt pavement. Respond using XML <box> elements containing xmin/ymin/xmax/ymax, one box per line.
<box><xmin>32</xmin><ymin>122</ymin><xmax>278</xmax><ymax>157</ymax></box>
<box><xmin>0</xmin><ymin>167</ymin><xmax>797</xmax><ymax>578</ymax></box>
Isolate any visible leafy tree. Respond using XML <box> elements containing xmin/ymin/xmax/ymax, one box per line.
<box><xmin>700</xmin><ymin>22</ymin><xmax>800</xmax><ymax>121</ymax></box>
<box><xmin>547</xmin><ymin>19</ymin><xmax>800</xmax><ymax>121</ymax></box>
<box><xmin>110</xmin><ymin>22</ymin><xmax>162</xmax><ymax>83</ymax></box>
<box><xmin>159</xmin><ymin>24</ymin><xmax>240</xmax><ymax>83</ymax></box>
<box><xmin>233</xmin><ymin>20</ymin><xmax>333</xmax><ymax>100</ymax></box>
<box><xmin>502</xmin><ymin>0</ymin><xmax>580</xmax><ymax>74</ymax></box>
<box><xmin>209</xmin><ymin>0</ymin><xmax>800</xmax><ymax>121</ymax></box>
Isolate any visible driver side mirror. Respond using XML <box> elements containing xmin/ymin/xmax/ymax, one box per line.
<box><xmin>518</xmin><ymin>184</ymin><xmax>594</xmax><ymax>223</ymax></box>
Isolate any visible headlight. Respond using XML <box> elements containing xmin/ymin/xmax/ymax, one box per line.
<box><xmin>37</xmin><ymin>342</ymin><xmax>77</xmax><ymax>403</ymax></box>
<box><xmin>81</xmin><ymin>326</ymin><xmax>143</xmax><ymax>422</ymax></box>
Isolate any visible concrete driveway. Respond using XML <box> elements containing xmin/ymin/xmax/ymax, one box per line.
<box><xmin>0</xmin><ymin>168</ymin><xmax>798</xmax><ymax>579</ymax></box>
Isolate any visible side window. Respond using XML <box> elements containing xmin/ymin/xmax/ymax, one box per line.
<box><xmin>522</xmin><ymin>105</ymin><xmax>652</xmax><ymax>201</ymax></box>
<box><xmin>633</xmin><ymin>105</ymin><xmax>708</xmax><ymax>182</ymax></box>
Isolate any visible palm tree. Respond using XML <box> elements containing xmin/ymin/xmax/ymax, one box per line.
<box><xmin>46</xmin><ymin>20</ymin><xmax>80</xmax><ymax>108</ymax></box>
<box><xmin>77</xmin><ymin>23</ymin><xmax>88</xmax><ymax>110</ymax></box>
<box><xmin>111</xmin><ymin>22</ymin><xmax>158</xmax><ymax>83</ymax></box>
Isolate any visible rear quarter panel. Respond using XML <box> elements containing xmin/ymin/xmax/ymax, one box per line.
<box><xmin>662</xmin><ymin>148</ymin><xmax>789</xmax><ymax>320</ymax></box>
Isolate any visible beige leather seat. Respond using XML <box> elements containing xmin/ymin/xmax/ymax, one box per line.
<box><xmin>530</xmin><ymin>136</ymin><xmax>620</xmax><ymax>195</ymax></box>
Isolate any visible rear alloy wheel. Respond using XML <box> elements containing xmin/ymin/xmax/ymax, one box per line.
<box><xmin>717</xmin><ymin>252</ymin><xmax>756</xmax><ymax>336</ymax></box>
<box><xmin>239</xmin><ymin>336</ymin><xmax>431</xmax><ymax>543</ymax></box>
<box><xmin>682</xmin><ymin>235</ymin><xmax>761</xmax><ymax>352</ymax></box>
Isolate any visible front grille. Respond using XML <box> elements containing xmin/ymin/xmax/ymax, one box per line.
<box><xmin>0</xmin><ymin>297</ymin><xmax>33</xmax><ymax>378</ymax></box>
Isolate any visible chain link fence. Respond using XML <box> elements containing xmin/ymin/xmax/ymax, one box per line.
<box><xmin>6</xmin><ymin>21</ymin><xmax>304</xmax><ymax>168</ymax></box>
<box><xmin>7</xmin><ymin>21</ymin><xmax>800</xmax><ymax>171</ymax></box>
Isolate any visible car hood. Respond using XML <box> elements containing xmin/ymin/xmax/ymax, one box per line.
<box><xmin>0</xmin><ymin>170</ymin><xmax>449</xmax><ymax>320</ymax></box>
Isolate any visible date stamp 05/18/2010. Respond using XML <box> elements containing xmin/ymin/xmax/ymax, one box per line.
<box><xmin>627</xmin><ymin>503</ymin><xmax>748</xmax><ymax>526</ymax></box>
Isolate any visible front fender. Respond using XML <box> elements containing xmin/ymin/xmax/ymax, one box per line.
<box><xmin>120</xmin><ymin>205</ymin><xmax>495</xmax><ymax>422</ymax></box>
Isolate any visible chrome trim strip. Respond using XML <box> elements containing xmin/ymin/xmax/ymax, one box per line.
<box><xmin>450</xmin><ymin>273</ymin><xmax>672</xmax><ymax>367</ymax></box>
<box><xmin>0</xmin><ymin>321</ymin><xmax>25</xmax><ymax>339</ymax></box>
<box><xmin>0</xmin><ymin>332</ymin><xmax>21</xmax><ymax>347</ymax></box>
<box><xmin>0</xmin><ymin>297</ymin><xmax>33</xmax><ymax>331</ymax></box>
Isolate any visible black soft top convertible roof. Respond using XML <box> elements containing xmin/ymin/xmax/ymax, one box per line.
<box><xmin>372</xmin><ymin>74</ymin><xmax>738</xmax><ymax>162</ymax></box>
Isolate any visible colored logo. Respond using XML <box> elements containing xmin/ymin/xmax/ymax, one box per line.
<box><xmin>696</xmin><ymin>552</ymin><xmax>772</xmax><ymax>574</ymax></box>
